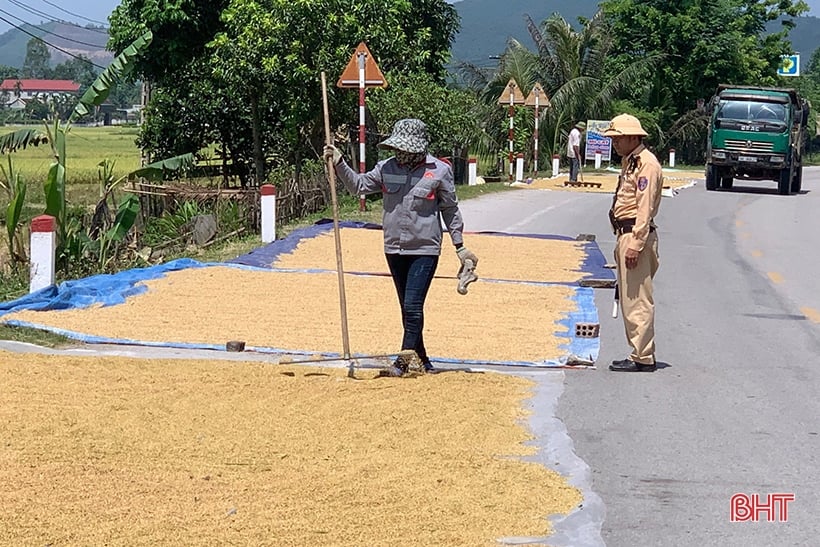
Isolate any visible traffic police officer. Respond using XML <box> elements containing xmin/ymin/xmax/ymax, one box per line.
<box><xmin>603</xmin><ymin>114</ymin><xmax>663</xmax><ymax>372</ymax></box>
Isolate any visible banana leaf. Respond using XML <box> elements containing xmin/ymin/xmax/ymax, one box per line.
<box><xmin>70</xmin><ymin>30</ymin><xmax>154</xmax><ymax>123</ymax></box>
<box><xmin>106</xmin><ymin>194</ymin><xmax>140</xmax><ymax>242</ymax></box>
<box><xmin>43</xmin><ymin>162</ymin><xmax>66</xmax><ymax>221</ymax></box>
<box><xmin>130</xmin><ymin>153</ymin><xmax>196</xmax><ymax>181</ymax></box>
<box><xmin>6</xmin><ymin>176</ymin><xmax>26</xmax><ymax>254</ymax></box>
<box><xmin>0</xmin><ymin>128</ymin><xmax>49</xmax><ymax>155</ymax></box>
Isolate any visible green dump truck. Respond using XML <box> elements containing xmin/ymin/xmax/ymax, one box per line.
<box><xmin>706</xmin><ymin>84</ymin><xmax>810</xmax><ymax>195</ymax></box>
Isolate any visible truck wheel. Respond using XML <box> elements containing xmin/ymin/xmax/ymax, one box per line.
<box><xmin>791</xmin><ymin>166</ymin><xmax>802</xmax><ymax>193</ymax></box>
<box><xmin>721</xmin><ymin>175</ymin><xmax>733</xmax><ymax>189</ymax></box>
<box><xmin>705</xmin><ymin>165</ymin><xmax>718</xmax><ymax>191</ymax></box>
<box><xmin>778</xmin><ymin>167</ymin><xmax>792</xmax><ymax>195</ymax></box>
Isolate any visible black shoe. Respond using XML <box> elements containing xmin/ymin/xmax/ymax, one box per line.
<box><xmin>609</xmin><ymin>359</ymin><xmax>656</xmax><ymax>372</ymax></box>
<box><xmin>422</xmin><ymin>361</ymin><xmax>438</xmax><ymax>374</ymax></box>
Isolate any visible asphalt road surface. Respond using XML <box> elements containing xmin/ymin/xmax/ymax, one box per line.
<box><xmin>459</xmin><ymin>168</ymin><xmax>820</xmax><ymax>547</ymax></box>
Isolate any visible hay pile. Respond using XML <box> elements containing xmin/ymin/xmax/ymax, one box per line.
<box><xmin>0</xmin><ymin>352</ymin><xmax>581</xmax><ymax>546</ymax></box>
<box><xmin>6</xmin><ymin>267</ymin><xmax>577</xmax><ymax>363</ymax></box>
<box><xmin>275</xmin><ymin>229</ymin><xmax>586</xmax><ymax>284</ymax></box>
<box><xmin>5</xmin><ymin>230</ymin><xmax>589</xmax><ymax>364</ymax></box>
<box><xmin>524</xmin><ymin>169</ymin><xmax>702</xmax><ymax>193</ymax></box>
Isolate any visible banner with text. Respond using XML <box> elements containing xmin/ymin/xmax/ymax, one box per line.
<box><xmin>584</xmin><ymin>120</ymin><xmax>612</xmax><ymax>162</ymax></box>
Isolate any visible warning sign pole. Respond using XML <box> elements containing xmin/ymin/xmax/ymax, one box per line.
<box><xmin>357</xmin><ymin>51</ymin><xmax>367</xmax><ymax>210</ymax></box>
<box><xmin>507</xmin><ymin>84</ymin><xmax>515</xmax><ymax>181</ymax></box>
<box><xmin>498</xmin><ymin>80</ymin><xmax>525</xmax><ymax>182</ymax></box>
<box><xmin>336</xmin><ymin>42</ymin><xmax>388</xmax><ymax>212</ymax></box>
<box><xmin>524</xmin><ymin>83</ymin><xmax>550</xmax><ymax>178</ymax></box>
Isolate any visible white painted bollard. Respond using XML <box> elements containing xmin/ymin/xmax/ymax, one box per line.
<box><xmin>595</xmin><ymin>152</ymin><xmax>602</xmax><ymax>169</ymax></box>
<box><xmin>552</xmin><ymin>154</ymin><xmax>560</xmax><ymax>178</ymax></box>
<box><xmin>468</xmin><ymin>157</ymin><xmax>477</xmax><ymax>186</ymax></box>
<box><xmin>260</xmin><ymin>184</ymin><xmax>277</xmax><ymax>243</ymax></box>
<box><xmin>669</xmin><ymin>148</ymin><xmax>676</xmax><ymax>168</ymax></box>
<box><xmin>29</xmin><ymin>214</ymin><xmax>56</xmax><ymax>294</ymax></box>
<box><xmin>515</xmin><ymin>153</ymin><xmax>524</xmax><ymax>182</ymax></box>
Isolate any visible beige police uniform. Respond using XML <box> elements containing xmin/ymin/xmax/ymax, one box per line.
<box><xmin>610</xmin><ymin>143</ymin><xmax>663</xmax><ymax>365</ymax></box>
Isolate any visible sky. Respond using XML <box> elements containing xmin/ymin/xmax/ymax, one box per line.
<box><xmin>1</xmin><ymin>0</ymin><xmax>818</xmax><ymax>34</ymax></box>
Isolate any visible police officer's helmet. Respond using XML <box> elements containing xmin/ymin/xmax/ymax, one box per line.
<box><xmin>602</xmin><ymin>114</ymin><xmax>648</xmax><ymax>137</ymax></box>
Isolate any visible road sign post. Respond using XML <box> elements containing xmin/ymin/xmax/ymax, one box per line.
<box><xmin>497</xmin><ymin>79</ymin><xmax>525</xmax><ymax>181</ymax></box>
<box><xmin>336</xmin><ymin>42</ymin><xmax>387</xmax><ymax>210</ymax></box>
<box><xmin>524</xmin><ymin>83</ymin><xmax>550</xmax><ymax>177</ymax></box>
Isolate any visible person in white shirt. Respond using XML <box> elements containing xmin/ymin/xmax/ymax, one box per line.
<box><xmin>567</xmin><ymin>121</ymin><xmax>586</xmax><ymax>182</ymax></box>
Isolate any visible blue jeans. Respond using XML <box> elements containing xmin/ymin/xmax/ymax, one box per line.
<box><xmin>385</xmin><ymin>254</ymin><xmax>439</xmax><ymax>363</ymax></box>
<box><xmin>569</xmin><ymin>157</ymin><xmax>580</xmax><ymax>182</ymax></box>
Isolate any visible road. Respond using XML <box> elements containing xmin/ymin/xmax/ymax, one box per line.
<box><xmin>459</xmin><ymin>169</ymin><xmax>820</xmax><ymax>546</ymax></box>
<box><xmin>3</xmin><ymin>167</ymin><xmax>818</xmax><ymax>546</ymax></box>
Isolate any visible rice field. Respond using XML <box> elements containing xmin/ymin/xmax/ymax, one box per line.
<box><xmin>1</xmin><ymin>124</ymin><xmax>143</xmax><ymax>209</ymax></box>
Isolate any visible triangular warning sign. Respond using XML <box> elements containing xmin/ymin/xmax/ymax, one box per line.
<box><xmin>497</xmin><ymin>79</ymin><xmax>526</xmax><ymax>105</ymax></box>
<box><xmin>336</xmin><ymin>42</ymin><xmax>388</xmax><ymax>89</ymax></box>
<box><xmin>525</xmin><ymin>82</ymin><xmax>550</xmax><ymax>107</ymax></box>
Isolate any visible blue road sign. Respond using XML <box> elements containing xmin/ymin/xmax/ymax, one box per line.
<box><xmin>778</xmin><ymin>54</ymin><xmax>800</xmax><ymax>77</ymax></box>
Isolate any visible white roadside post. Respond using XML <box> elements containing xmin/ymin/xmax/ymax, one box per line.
<box><xmin>669</xmin><ymin>148</ymin><xmax>676</xmax><ymax>168</ymax></box>
<box><xmin>595</xmin><ymin>151</ymin><xmax>602</xmax><ymax>169</ymax></box>
<box><xmin>552</xmin><ymin>154</ymin><xmax>560</xmax><ymax>177</ymax></box>
<box><xmin>515</xmin><ymin>153</ymin><xmax>524</xmax><ymax>182</ymax></box>
<box><xmin>468</xmin><ymin>157</ymin><xmax>477</xmax><ymax>186</ymax></box>
<box><xmin>29</xmin><ymin>215</ymin><xmax>56</xmax><ymax>294</ymax></box>
<box><xmin>260</xmin><ymin>184</ymin><xmax>277</xmax><ymax>243</ymax></box>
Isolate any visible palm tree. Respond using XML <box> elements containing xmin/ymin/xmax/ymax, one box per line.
<box><xmin>464</xmin><ymin>11</ymin><xmax>660</xmax><ymax>166</ymax></box>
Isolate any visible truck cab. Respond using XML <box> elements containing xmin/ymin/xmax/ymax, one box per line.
<box><xmin>706</xmin><ymin>85</ymin><xmax>809</xmax><ymax>195</ymax></box>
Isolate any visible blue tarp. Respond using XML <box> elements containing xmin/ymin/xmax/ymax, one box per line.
<box><xmin>0</xmin><ymin>258</ymin><xmax>210</xmax><ymax>318</ymax></box>
<box><xmin>229</xmin><ymin>220</ymin><xmax>382</xmax><ymax>269</ymax></box>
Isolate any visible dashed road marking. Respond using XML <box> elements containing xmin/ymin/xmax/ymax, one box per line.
<box><xmin>767</xmin><ymin>272</ymin><xmax>784</xmax><ymax>284</ymax></box>
<box><xmin>801</xmin><ymin>307</ymin><xmax>820</xmax><ymax>323</ymax></box>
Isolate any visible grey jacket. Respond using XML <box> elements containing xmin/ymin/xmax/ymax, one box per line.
<box><xmin>334</xmin><ymin>154</ymin><xmax>464</xmax><ymax>255</ymax></box>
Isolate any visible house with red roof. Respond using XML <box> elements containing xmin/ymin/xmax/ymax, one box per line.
<box><xmin>0</xmin><ymin>79</ymin><xmax>81</xmax><ymax>109</ymax></box>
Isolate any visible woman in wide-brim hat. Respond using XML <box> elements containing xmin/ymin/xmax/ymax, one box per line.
<box><xmin>323</xmin><ymin>119</ymin><xmax>479</xmax><ymax>376</ymax></box>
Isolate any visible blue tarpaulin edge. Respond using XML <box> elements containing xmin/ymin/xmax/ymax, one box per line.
<box><xmin>0</xmin><ymin>258</ymin><xmax>211</xmax><ymax>319</ymax></box>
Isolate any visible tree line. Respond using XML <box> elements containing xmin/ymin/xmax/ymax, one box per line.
<box><xmin>105</xmin><ymin>0</ymin><xmax>818</xmax><ymax>181</ymax></box>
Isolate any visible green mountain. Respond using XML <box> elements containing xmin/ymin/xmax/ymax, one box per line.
<box><xmin>450</xmin><ymin>0</ymin><xmax>600</xmax><ymax>64</ymax></box>
<box><xmin>449</xmin><ymin>0</ymin><xmax>820</xmax><ymax>70</ymax></box>
<box><xmin>0</xmin><ymin>22</ymin><xmax>111</xmax><ymax>68</ymax></box>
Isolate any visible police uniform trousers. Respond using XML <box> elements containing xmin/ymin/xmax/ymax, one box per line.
<box><xmin>614</xmin><ymin>230</ymin><xmax>659</xmax><ymax>364</ymax></box>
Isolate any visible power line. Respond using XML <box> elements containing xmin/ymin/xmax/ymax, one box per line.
<box><xmin>0</xmin><ymin>7</ymin><xmax>107</xmax><ymax>48</ymax></box>
<box><xmin>5</xmin><ymin>0</ymin><xmax>108</xmax><ymax>33</ymax></box>
<box><xmin>0</xmin><ymin>13</ymin><xmax>107</xmax><ymax>70</ymax></box>
<box><xmin>39</xmin><ymin>0</ymin><xmax>109</xmax><ymax>26</ymax></box>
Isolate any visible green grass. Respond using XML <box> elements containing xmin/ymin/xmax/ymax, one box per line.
<box><xmin>0</xmin><ymin>266</ymin><xmax>73</xmax><ymax>348</ymax></box>
<box><xmin>0</xmin><ymin>324</ymin><xmax>72</xmax><ymax>348</ymax></box>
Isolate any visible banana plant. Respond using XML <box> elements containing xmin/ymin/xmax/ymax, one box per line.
<box><xmin>94</xmin><ymin>194</ymin><xmax>141</xmax><ymax>270</ymax></box>
<box><xmin>44</xmin><ymin>30</ymin><xmax>154</xmax><ymax>248</ymax></box>
<box><xmin>0</xmin><ymin>156</ymin><xmax>27</xmax><ymax>264</ymax></box>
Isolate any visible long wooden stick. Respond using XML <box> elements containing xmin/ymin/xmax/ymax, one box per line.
<box><xmin>320</xmin><ymin>72</ymin><xmax>353</xmax><ymax>375</ymax></box>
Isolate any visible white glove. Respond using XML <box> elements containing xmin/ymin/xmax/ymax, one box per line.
<box><xmin>456</xmin><ymin>246</ymin><xmax>478</xmax><ymax>268</ymax></box>
<box><xmin>323</xmin><ymin>144</ymin><xmax>342</xmax><ymax>165</ymax></box>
